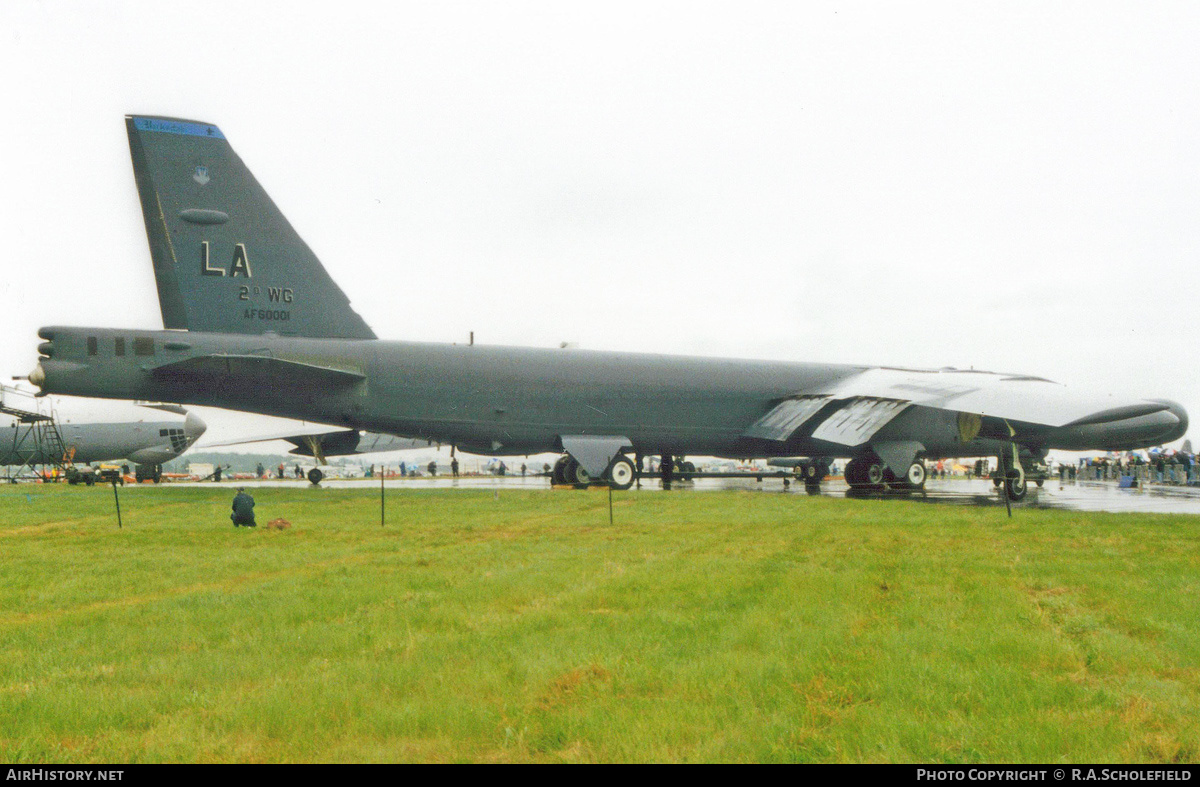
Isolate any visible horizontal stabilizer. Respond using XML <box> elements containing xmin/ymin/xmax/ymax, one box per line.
<box><xmin>201</xmin><ymin>428</ymin><xmax>431</xmax><ymax>458</ymax></box>
<box><xmin>150</xmin><ymin>354</ymin><xmax>366</xmax><ymax>388</ymax></box>
<box><xmin>282</xmin><ymin>431</ymin><xmax>431</xmax><ymax>458</ymax></box>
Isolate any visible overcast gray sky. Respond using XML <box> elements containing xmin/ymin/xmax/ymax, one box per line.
<box><xmin>1</xmin><ymin>1</ymin><xmax>1196</xmax><ymax>451</ymax></box>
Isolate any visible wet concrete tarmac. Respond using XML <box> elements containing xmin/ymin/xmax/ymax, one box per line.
<box><xmin>834</xmin><ymin>479</ymin><xmax>1200</xmax><ymax>515</ymax></box>
<box><xmin>189</xmin><ymin>475</ymin><xmax>1200</xmax><ymax>515</ymax></box>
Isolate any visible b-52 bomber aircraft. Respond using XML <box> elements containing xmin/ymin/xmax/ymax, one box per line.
<box><xmin>27</xmin><ymin>116</ymin><xmax>1189</xmax><ymax>499</ymax></box>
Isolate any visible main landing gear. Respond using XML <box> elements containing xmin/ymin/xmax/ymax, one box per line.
<box><xmin>796</xmin><ymin>459</ymin><xmax>830</xmax><ymax>491</ymax></box>
<box><xmin>844</xmin><ymin>455</ymin><xmax>927</xmax><ymax>492</ymax></box>
<box><xmin>607</xmin><ymin>455</ymin><xmax>636</xmax><ymax>490</ymax></box>
<box><xmin>551</xmin><ymin>454</ymin><xmax>637</xmax><ymax>490</ymax></box>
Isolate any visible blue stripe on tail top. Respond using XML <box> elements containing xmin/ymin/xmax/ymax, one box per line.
<box><xmin>132</xmin><ymin>117</ymin><xmax>225</xmax><ymax>140</ymax></box>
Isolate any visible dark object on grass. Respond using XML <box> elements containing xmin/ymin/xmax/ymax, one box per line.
<box><xmin>231</xmin><ymin>487</ymin><xmax>256</xmax><ymax>527</ymax></box>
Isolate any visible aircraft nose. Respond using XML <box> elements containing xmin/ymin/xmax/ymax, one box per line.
<box><xmin>183</xmin><ymin>411</ymin><xmax>207</xmax><ymax>443</ymax></box>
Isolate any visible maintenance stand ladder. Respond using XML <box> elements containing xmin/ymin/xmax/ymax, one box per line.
<box><xmin>0</xmin><ymin>385</ymin><xmax>72</xmax><ymax>482</ymax></box>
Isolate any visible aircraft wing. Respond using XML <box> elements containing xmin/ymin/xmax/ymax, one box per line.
<box><xmin>745</xmin><ymin>367</ymin><xmax>1172</xmax><ymax>447</ymax></box>
<box><xmin>811</xmin><ymin>367</ymin><xmax>1132</xmax><ymax>427</ymax></box>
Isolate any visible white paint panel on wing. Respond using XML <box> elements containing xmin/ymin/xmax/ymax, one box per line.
<box><xmin>742</xmin><ymin>396</ymin><xmax>831</xmax><ymax>442</ymax></box>
<box><xmin>810</xmin><ymin>398</ymin><xmax>910</xmax><ymax>446</ymax></box>
<box><xmin>812</xmin><ymin>367</ymin><xmax>1144</xmax><ymax>427</ymax></box>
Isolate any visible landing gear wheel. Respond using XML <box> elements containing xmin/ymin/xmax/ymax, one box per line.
<box><xmin>844</xmin><ymin>458</ymin><xmax>866</xmax><ymax>487</ymax></box>
<box><xmin>803</xmin><ymin>460</ymin><xmax>828</xmax><ymax>489</ymax></box>
<box><xmin>566</xmin><ymin>458</ymin><xmax>591</xmax><ymax>487</ymax></box>
<box><xmin>865</xmin><ymin>462</ymin><xmax>886</xmax><ymax>488</ymax></box>
<box><xmin>552</xmin><ymin>456</ymin><xmax>571</xmax><ymax>485</ymax></box>
<box><xmin>307</xmin><ymin>468</ymin><xmax>324</xmax><ymax>485</ymax></box>
<box><xmin>1004</xmin><ymin>472</ymin><xmax>1027</xmax><ymax>501</ymax></box>
<box><xmin>903</xmin><ymin>461</ymin><xmax>927</xmax><ymax>489</ymax></box>
<box><xmin>606</xmin><ymin>455</ymin><xmax>635</xmax><ymax>491</ymax></box>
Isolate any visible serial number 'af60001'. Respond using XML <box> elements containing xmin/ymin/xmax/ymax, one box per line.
<box><xmin>27</xmin><ymin>115</ymin><xmax>1188</xmax><ymax>499</ymax></box>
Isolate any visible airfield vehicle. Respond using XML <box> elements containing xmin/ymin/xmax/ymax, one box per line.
<box><xmin>1</xmin><ymin>385</ymin><xmax>205</xmax><ymax>483</ymax></box>
<box><xmin>65</xmin><ymin>464</ymin><xmax>123</xmax><ymax>486</ymax></box>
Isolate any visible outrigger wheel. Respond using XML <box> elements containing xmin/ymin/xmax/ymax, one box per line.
<box><xmin>1004</xmin><ymin>467</ymin><xmax>1028</xmax><ymax>500</ymax></box>
<box><xmin>997</xmin><ymin>442</ymin><xmax>1028</xmax><ymax>502</ymax></box>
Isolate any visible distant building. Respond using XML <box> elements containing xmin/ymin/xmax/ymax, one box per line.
<box><xmin>187</xmin><ymin>462</ymin><xmax>214</xmax><ymax>478</ymax></box>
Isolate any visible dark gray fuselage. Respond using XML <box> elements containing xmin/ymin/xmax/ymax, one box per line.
<box><xmin>34</xmin><ymin>326</ymin><xmax>869</xmax><ymax>457</ymax></box>
<box><xmin>35</xmin><ymin>324</ymin><xmax>1111</xmax><ymax>462</ymax></box>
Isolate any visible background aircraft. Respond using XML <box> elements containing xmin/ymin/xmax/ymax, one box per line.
<box><xmin>0</xmin><ymin>386</ymin><xmax>206</xmax><ymax>480</ymax></box>
<box><xmin>199</xmin><ymin>426</ymin><xmax>437</xmax><ymax>483</ymax></box>
<box><xmin>26</xmin><ymin>116</ymin><xmax>1188</xmax><ymax>499</ymax></box>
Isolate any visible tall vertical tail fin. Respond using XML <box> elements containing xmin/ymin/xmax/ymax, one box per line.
<box><xmin>125</xmin><ymin>115</ymin><xmax>376</xmax><ymax>339</ymax></box>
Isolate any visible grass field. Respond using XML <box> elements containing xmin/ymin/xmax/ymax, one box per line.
<box><xmin>1</xmin><ymin>482</ymin><xmax>1198</xmax><ymax>763</ymax></box>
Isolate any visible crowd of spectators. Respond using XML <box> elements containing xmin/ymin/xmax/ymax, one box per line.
<box><xmin>1070</xmin><ymin>448</ymin><xmax>1195</xmax><ymax>485</ymax></box>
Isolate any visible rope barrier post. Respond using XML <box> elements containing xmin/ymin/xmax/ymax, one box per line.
<box><xmin>111</xmin><ymin>478</ymin><xmax>123</xmax><ymax>528</ymax></box>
